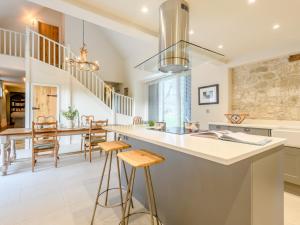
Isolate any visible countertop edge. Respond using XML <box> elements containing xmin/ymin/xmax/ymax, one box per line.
<box><xmin>105</xmin><ymin>126</ymin><xmax>286</xmax><ymax>166</ymax></box>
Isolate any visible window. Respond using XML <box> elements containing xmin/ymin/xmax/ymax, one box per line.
<box><xmin>148</xmin><ymin>73</ymin><xmax>191</xmax><ymax>127</ymax></box>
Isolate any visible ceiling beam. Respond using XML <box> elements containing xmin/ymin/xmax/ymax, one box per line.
<box><xmin>28</xmin><ymin>0</ymin><xmax>158</xmax><ymax>42</ymax></box>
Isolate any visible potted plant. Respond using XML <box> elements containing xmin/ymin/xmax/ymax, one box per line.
<box><xmin>62</xmin><ymin>106</ymin><xmax>79</xmax><ymax>128</ymax></box>
<box><xmin>148</xmin><ymin>120</ymin><xmax>155</xmax><ymax>127</ymax></box>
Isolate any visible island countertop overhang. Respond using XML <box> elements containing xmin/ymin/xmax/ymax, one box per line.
<box><xmin>105</xmin><ymin>125</ymin><xmax>286</xmax><ymax>165</ymax></box>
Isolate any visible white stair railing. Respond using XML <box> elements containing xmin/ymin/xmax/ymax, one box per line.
<box><xmin>28</xmin><ymin>29</ymin><xmax>134</xmax><ymax>116</ymax></box>
<box><xmin>0</xmin><ymin>28</ymin><xmax>25</xmax><ymax>57</ymax></box>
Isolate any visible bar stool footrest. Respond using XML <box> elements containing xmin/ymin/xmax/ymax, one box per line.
<box><xmin>97</xmin><ymin>187</ymin><xmax>130</xmax><ymax>208</ymax></box>
<box><xmin>119</xmin><ymin>211</ymin><xmax>162</xmax><ymax>225</ymax></box>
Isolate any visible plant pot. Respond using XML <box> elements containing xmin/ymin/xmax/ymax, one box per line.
<box><xmin>66</xmin><ymin>120</ymin><xmax>74</xmax><ymax>128</ymax></box>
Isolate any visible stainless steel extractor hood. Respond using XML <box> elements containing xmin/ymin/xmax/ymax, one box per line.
<box><xmin>135</xmin><ymin>0</ymin><xmax>227</xmax><ymax>74</ymax></box>
<box><xmin>159</xmin><ymin>0</ymin><xmax>189</xmax><ymax>73</ymax></box>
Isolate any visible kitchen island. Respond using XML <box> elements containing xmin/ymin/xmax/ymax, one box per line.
<box><xmin>105</xmin><ymin>125</ymin><xmax>286</xmax><ymax>225</ymax></box>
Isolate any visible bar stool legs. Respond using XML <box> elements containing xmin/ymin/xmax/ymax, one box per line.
<box><xmin>91</xmin><ymin>150</ymin><xmax>133</xmax><ymax>225</ymax></box>
<box><xmin>145</xmin><ymin>167</ymin><xmax>160</xmax><ymax>225</ymax></box>
<box><xmin>122</xmin><ymin>168</ymin><xmax>136</xmax><ymax>225</ymax></box>
<box><xmin>91</xmin><ymin>152</ymin><xmax>109</xmax><ymax>225</ymax></box>
<box><xmin>118</xmin><ymin>150</ymin><xmax>164</xmax><ymax>225</ymax></box>
<box><xmin>121</xmin><ymin>167</ymin><xmax>161</xmax><ymax>225</ymax></box>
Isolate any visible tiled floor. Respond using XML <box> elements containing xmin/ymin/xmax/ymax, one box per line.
<box><xmin>1</xmin><ymin>152</ymin><xmax>300</xmax><ymax>225</ymax></box>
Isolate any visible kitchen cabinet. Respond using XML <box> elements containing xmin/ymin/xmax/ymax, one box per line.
<box><xmin>284</xmin><ymin>146</ymin><xmax>300</xmax><ymax>186</ymax></box>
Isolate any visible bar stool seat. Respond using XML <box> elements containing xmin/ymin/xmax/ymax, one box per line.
<box><xmin>117</xmin><ymin>150</ymin><xmax>164</xmax><ymax>168</ymax></box>
<box><xmin>118</xmin><ymin>149</ymin><xmax>165</xmax><ymax>225</ymax></box>
<box><xmin>90</xmin><ymin>140</ymin><xmax>132</xmax><ymax>225</ymax></box>
<box><xmin>98</xmin><ymin>141</ymin><xmax>131</xmax><ymax>152</ymax></box>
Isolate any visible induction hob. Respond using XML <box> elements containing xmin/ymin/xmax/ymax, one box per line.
<box><xmin>148</xmin><ymin>127</ymin><xmax>199</xmax><ymax>135</ymax></box>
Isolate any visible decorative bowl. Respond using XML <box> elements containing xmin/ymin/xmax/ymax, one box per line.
<box><xmin>224</xmin><ymin>113</ymin><xmax>249</xmax><ymax>124</ymax></box>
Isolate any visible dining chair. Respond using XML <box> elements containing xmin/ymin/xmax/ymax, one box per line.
<box><xmin>83</xmin><ymin>119</ymin><xmax>108</xmax><ymax>162</ymax></box>
<box><xmin>36</xmin><ymin>115</ymin><xmax>56</xmax><ymax>123</ymax></box>
<box><xmin>80</xmin><ymin>115</ymin><xmax>94</xmax><ymax>152</ymax></box>
<box><xmin>31</xmin><ymin>120</ymin><xmax>59</xmax><ymax>172</ymax></box>
<box><xmin>133</xmin><ymin>116</ymin><xmax>143</xmax><ymax>125</ymax></box>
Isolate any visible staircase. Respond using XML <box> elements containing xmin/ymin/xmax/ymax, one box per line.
<box><xmin>0</xmin><ymin>27</ymin><xmax>134</xmax><ymax>117</ymax></box>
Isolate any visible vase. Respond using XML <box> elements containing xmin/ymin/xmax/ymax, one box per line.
<box><xmin>66</xmin><ymin>120</ymin><xmax>74</xmax><ymax>128</ymax></box>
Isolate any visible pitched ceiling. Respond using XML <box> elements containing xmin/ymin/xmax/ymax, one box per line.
<box><xmin>57</xmin><ymin>0</ymin><xmax>300</xmax><ymax>62</ymax></box>
<box><xmin>0</xmin><ymin>0</ymin><xmax>43</xmax><ymax>32</ymax></box>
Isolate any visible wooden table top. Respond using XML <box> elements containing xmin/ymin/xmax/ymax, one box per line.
<box><xmin>0</xmin><ymin>127</ymin><xmax>107</xmax><ymax>137</ymax></box>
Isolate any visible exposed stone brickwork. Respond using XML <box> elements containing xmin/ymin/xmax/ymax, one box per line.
<box><xmin>232</xmin><ymin>56</ymin><xmax>300</xmax><ymax>120</ymax></box>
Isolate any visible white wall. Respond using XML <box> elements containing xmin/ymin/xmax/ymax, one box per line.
<box><xmin>64</xmin><ymin>16</ymin><xmax>126</xmax><ymax>83</ymax></box>
<box><xmin>123</xmin><ymin>58</ymin><xmax>149</xmax><ymax>120</ymax></box>
<box><xmin>191</xmin><ymin>63</ymin><xmax>231</xmax><ymax>129</ymax></box>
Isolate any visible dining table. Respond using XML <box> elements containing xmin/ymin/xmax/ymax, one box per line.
<box><xmin>0</xmin><ymin>126</ymin><xmax>107</xmax><ymax>176</ymax></box>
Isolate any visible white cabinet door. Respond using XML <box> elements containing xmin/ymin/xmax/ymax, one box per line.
<box><xmin>284</xmin><ymin>146</ymin><xmax>300</xmax><ymax>185</ymax></box>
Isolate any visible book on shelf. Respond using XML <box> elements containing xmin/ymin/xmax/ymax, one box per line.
<box><xmin>192</xmin><ymin>130</ymin><xmax>272</xmax><ymax>146</ymax></box>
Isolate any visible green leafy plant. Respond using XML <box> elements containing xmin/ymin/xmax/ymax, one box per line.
<box><xmin>62</xmin><ymin>106</ymin><xmax>79</xmax><ymax>121</ymax></box>
<box><xmin>148</xmin><ymin>120</ymin><xmax>155</xmax><ymax>127</ymax></box>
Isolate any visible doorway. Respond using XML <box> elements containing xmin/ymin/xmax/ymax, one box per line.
<box><xmin>32</xmin><ymin>85</ymin><xmax>58</xmax><ymax>122</ymax></box>
<box><xmin>38</xmin><ymin>21</ymin><xmax>59</xmax><ymax>66</ymax></box>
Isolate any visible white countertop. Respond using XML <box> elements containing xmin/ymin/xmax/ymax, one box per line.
<box><xmin>106</xmin><ymin>125</ymin><xmax>285</xmax><ymax>166</ymax></box>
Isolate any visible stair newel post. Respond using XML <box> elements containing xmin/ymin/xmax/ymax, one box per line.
<box><xmin>66</xmin><ymin>44</ymin><xmax>71</xmax><ymax>72</ymax></box>
<box><xmin>112</xmin><ymin>89</ymin><xmax>117</xmax><ymax>125</ymax></box>
<box><xmin>24</xmin><ymin>26</ymin><xmax>32</xmax><ymax>150</ymax></box>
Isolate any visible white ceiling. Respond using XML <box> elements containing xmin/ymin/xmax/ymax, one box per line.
<box><xmin>0</xmin><ymin>0</ymin><xmax>43</xmax><ymax>32</ymax></box>
<box><xmin>2</xmin><ymin>0</ymin><xmax>300</xmax><ymax>64</ymax></box>
<box><xmin>58</xmin><ymin>0</ymin><xmax>300</xmax><ymax>62</ymax></box>
<box><xmin>0</xmin><ymin>67</ymin><xmax>25</xmax><ymax>83</ymax></box>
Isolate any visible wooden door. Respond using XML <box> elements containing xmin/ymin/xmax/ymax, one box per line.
<box><xmin>38</xmin><ymin>22</ymin><xmax>59</xmax><ymax>66</ymax></box>
<box><xmin>32</xmin><ymin>85</ymin><xmax>58</xmax><ymax>122</ymax></box>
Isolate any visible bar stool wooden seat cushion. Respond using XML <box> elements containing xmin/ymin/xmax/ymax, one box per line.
<box><xmin>98</xmin><ymin>141</ymin><xmax>131</xmax><ymax>152</ymax></box>
<box><xmin>117</xmin><ymin>150</ymin><xmax>165</xmax><ymax>168</ymax></box>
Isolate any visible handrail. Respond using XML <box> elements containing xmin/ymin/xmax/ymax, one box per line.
<box><xmin>0</xmin><ymin>27</ymin><xmax>134</xmax><ymax>117</ymax></box>
<box><xmin>0</xmin><ymin>28</ymin><xmax>25</xmax><ymax>57</ymax></box>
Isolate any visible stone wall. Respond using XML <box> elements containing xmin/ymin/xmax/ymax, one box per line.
<box><xmin>232</xmin><ymin>56</ymin><xmax>300</xmax><ymax>120</ymax></box>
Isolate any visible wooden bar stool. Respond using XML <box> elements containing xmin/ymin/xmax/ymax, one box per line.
<box><xmin>117</xmin><ymin>150</ymin><xmax>165</xmax><ymax>225</ymax></box>
<box><xmin>91</xmin><ymin>141</ymin><xmax>133</xmax><ymax>224</ymax></box>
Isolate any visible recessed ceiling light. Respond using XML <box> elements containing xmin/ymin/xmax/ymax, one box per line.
<box><xmin>248</xmin><ymin>0</ymin><xmax>256</xmax><ymax>4</ymax></box>
<box><xmin>218</xmin><ymin>45</ymin><xmax>224</xmax><ymax>49</ymax></box>
<box><xmin>189</xmin><ymin>29</ymin><xmax>194</xmax><ymax>35</ymax></box>
<box><xmin>141</xmin><ymin>6</ymin><xmax>149</xmax><ymax>13</ymax></box>
<box><xmin>272</xmin><ymin>24</ymin><xmax>280</xmax><ymax>30</ymax></box>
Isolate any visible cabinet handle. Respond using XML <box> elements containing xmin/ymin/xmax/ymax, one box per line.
<box><xmin>244</xmin><ymin>128</ymin><xmax>251</xmax><ymax>132</ymax></box>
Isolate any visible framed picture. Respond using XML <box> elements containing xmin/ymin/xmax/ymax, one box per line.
<box><xmin>198</xmin><ymin>84</ymin><xmax>219</xmax><ymax>105</ymax></box>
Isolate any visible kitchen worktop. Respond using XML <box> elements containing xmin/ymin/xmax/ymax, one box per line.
<box><xmin>105</xmin><ymin>125</ymin><xmax>285</xmax><ymax>165</ymax></box>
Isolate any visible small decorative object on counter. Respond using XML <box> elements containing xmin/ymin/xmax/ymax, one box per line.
<box><xmin>154</xmin><ymin>122</ymin><xmax>166</xmax><ymax>130</ymax></box>
<box><xmin>148</xmin><ymin>120</ymin><xmax>155</xmax><ymax>127</ymax></box>
<box><xmin>184</xmin><ymin>122</ymin><xmax>200</xmax><ymax>131</ymax></box>
<box><xmin>62</xmin><ymin>106</ymin><xmax>79</xmax><ymax>128</ymax></box>
<box><xmin>224</xmin><ymin>113</ymin><xmax>249</xmax><ymax>124</ymax></box>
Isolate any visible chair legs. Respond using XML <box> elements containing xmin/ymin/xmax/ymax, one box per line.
<box><xmin>32</xmin><ymin>151</ymin><xmax>35</xmax><ymax>172</ymax></box>
<box><xmin>80</xmin><ymin>135</ymin><xmax>84</xmax><ymax>152</ymax></box>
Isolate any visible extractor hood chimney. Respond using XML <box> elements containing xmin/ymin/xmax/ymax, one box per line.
<box><xmin>159</xmin><ymin>0</ymin><xmax>189</xmax><ymax>73</ymax></box>
<box><xmin>135</xmin><ymin>0</ymin><xmax>227</xmax><ymax>74</ymax></box>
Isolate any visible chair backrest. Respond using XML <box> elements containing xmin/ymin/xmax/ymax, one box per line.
<box><xmin>133</xmin><ymin>116</ymin><xmax>143</xmax><ymax>125</ymax></box>
<box><xmin>32</xmin><ymin>121</ymin><xmax>58</xmax><ymax>144</ymax></box>
<box><xmin>81</xmin><ymin>115</ymin><xmax>95</xmax><ymax>127</ymax></box>
<box><xmin>36</xmin><ymin>115</ymin><xmax>56</xmax><ymax>123</ymax></box>
<box><xmin>89</xmin><ymin>119</ymin><xmax>108</xmax><ymax>137</ymax></box>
